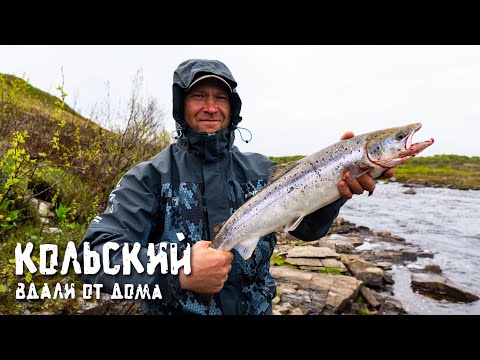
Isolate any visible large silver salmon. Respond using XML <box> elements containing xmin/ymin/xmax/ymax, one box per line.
<box><xmin>210</xmin><ymin>123</ymin><xmax>434</xmax><ymax>260</ymax></box>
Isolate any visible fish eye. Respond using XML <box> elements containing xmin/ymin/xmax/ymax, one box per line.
<box><xmin>396</xmin><ymin>131</ymin><xmax>405</xmax><ymax>140</ymax></box>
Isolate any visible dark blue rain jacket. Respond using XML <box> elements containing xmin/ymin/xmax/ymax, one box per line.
<box><xmin>78</xmin><ymin>59</ymin><xmax>345</xmax><ymax>315</ymax></box>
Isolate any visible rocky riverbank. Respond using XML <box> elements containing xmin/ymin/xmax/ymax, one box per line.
<box><xmin>8</xmin><ymin>215</ymin><xmax>479</xmax><ymax>315</ymax></box>
<box><xmin>72</xmin><ymin>215</ymin><xmax>478</xmax><ymax>315</ymax></box>
<box><xmin>270</xmin><ymin>216</ymin><xmax>479</xmax><ymax>315</ymax></box>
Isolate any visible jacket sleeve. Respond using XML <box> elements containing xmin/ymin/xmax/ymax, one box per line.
<box><xmin>77</xmin><ymin>164</ymin><xmax>180</xmax><ymax>304</ymax></box>
<box><xmin>289</xmin><ymin>198</ymin><xmax>347</xmax><ymax>241</ymax></box>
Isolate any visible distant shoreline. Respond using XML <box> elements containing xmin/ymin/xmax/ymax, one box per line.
<box><xmin>386</xmin><ymin>178</ymin><xmax>479</xmax><ymax>191</ymax></box>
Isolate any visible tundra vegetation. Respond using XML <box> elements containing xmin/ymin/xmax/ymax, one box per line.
<box><xmin>0</xmin><ymin>71</ymin><xmax>169</xmax><ymax>313</ymax></box>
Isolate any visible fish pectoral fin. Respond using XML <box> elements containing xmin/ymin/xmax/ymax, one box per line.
<box><xmin>213</xmin><ymin>222</ymin><xmax>225</xmax><ymax>235</ymax></box>
<box><xmin>233</xmin><ymin>238</ymin><xmax>259</xmax><ymax>260</ymax></box>
<box><xmin>284</xmin><ymin>215</ymin><xmax>305</xmax><ymax>233</ymax></box>
<box><xmin>348</xmin><ymin>164</ymin><xmax>374</xmax><ymax>179</ymax></box>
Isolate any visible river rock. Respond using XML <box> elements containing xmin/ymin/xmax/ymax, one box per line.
<box><xmin>371</xmin><ymin>249</ymin><xmax>405</xmax><ymax>263</ymax></box>
<box><xmin>343</xmin><ymin>256</ymin><xmax>385</xmax><ymax>287</ymax></box>
<box><xmin>321</xmin><ymin>258</ymin><xmax>348</xmax><ymax>272</ymax></box>
<box><xmin>308</xmin><ymin>240</ymin><xmax>336</xmax><ymax>250</ymax></box>
<box><xmin>410</xmin><ymin>263</ymin><xmax>442</xmax><ymax>274</ymax></box>
<box><xmin>375</xmin><ymin>261</ymin><xmax>394</xmax><ymax>270</ymax></box>
<box><xmin>360</xmin><ymin>285</ymin><xmax>380</xmax><ymax>308</ymax></box>
<box><xmin>325</xmin><ymin>234</ymin><xmax>364</xmax><ymax>247</ymax></box>
<box><xmin>287</xmin><ymin>246</ymin><xmax>340</xmax><ymax>259</ymax></box>
<box><xmin>411</xmin><ymin>273</ymin><xmax>480</xmax><ymax>303</ymax></box>
<box><xmin>374</xmin><ymin>232</ymin><xmax>406</xmax><ymax>243</ymax></box>
<box><xmin>379</xmin><ymin>297</ymin><xmax>404</xmax><ymax>315</ymax></box>
<box><xmin>271</xmin><ymin>266</ymin><xmax>362</xmax><ymax>314</ymax></box>
<box><xmin>285</xmin><ymin>257</ymin><xmax>323</xmax><ymax>267</ymax></box>
<box><xmin>423</xmin><ymin>264</ymin><xmax>442</xmax><ymax>274</ymax></box>
<box><xmin>335</xmin><ymin>242</ymin><xmax>356</xmax><ymax>254</ymax></box>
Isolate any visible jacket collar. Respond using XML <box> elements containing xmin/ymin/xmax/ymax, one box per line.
<box><xmin>177</xmin><ymin>127</ymin><xmax>235</xmax><ymax>162</ymax></box>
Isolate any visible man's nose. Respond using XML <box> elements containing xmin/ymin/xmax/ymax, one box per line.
<box><xmin>203</xmin><ymin>96</ymin><xmax>218</xmax><ymax>113</ymax></box>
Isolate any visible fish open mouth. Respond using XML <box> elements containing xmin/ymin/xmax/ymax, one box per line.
<box><xmin>403</xmin><ymin>123</ymin><xmax>434</xmax><ymax>157</ymax></box>
<box><xmin>405</xmin><ymin>125</ymin><xmax>416</xmax><ymax>150</ymax></box>
<box><xmin>367</xmin><ymin>122</ymin><xmax>434</xmax><ymax>168</ymax></box>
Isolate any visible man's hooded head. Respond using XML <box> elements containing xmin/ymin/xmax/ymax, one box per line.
<box><xmin>172</xmin><ymin>59</ymin><xmax>242</xmax><ymax>131</ymax></box>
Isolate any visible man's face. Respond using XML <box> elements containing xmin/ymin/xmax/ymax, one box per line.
<box><xmin>183</xmin><ymin>78</ymin><xmax>231</xmax><ymax>134</ymax></box>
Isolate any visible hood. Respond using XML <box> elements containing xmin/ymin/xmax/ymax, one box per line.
<box><xmin>172</xmin><ymin>59</ymin><xmax>243</xmax><ymax>130</ymax></box>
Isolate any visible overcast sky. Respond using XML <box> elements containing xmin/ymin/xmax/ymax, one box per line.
<box><xmin>0</xmin><ymin>45</ymin><xmax>478</xmax><ymax>157</ymax></box>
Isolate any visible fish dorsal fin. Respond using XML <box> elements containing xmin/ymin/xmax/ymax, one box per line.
<box><xmin>233</xmin><ymin>238</ymin><xmax>259</xmax><ymax>260</ymax></box>
<box><xmin>284</xmin><ymin>215</ymin><xmax>305</xmax><ymax>233</ymax></box>
<box><xmin>348</xmin><ymin>164</ymin><xmax>374</xmax><ymax>179</ymax></box>
<box><xmin>268</xmin><ymin>160</ymin><xmax>300</xmax><ymax>184</ymax></box>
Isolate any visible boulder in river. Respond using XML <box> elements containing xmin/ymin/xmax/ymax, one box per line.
<box><xmin>411</xmin><ymin>273</ymin><xmax>480</xmax><ymax>303</ymax></box>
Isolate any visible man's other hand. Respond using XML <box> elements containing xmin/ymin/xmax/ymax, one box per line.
<box><xmin>338</xmin><ymin>131</ymin><xmax>395</xmax><ymax>199</ymax></box>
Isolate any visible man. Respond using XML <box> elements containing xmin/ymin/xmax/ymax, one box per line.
<box><xmin>78</xmin><ymin>59</ymin><xmax>393</xmax><ymax>315</ymax></box>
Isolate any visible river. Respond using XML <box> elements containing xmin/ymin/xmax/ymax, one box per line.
<box><xmin>339</xmin><ymin>181</ymin><xmax>480</xmax><ymax>315</ymax></box>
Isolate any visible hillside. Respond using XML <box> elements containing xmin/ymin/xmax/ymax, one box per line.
<box><xmin>0</xmin><ymin>72</ymin><xmax>171</xmax><ymax>314</ymax></box>
<box><xmin>1</xmin><ymin>73</ymin><xmax>109</xmax><ymax>170</ymax></box>
<box><xmin>0</xmin><ymin>73</ymin><xmax>98</xmax><ymax>129</ymax></box>
<box><xmin>0</xmin><ymin>73</ymin><xmax>170</xmax><ymax>213</ymax></box>
<box><xmin>0</xmin><ymin>72</ymin><xmax>170</xmax><ymax>224</ymax></box>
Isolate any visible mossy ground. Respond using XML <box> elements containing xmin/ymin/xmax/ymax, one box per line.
<box><xmin>0</xmin><ymin>221</ymin><xmax>87</xmax><ymax>314</ymax></box>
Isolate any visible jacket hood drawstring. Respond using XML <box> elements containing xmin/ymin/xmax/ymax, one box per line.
<box><xmin>171</xmin><ymin>126</ymin><xmax>252</xmax><ymax>144</ymax></box>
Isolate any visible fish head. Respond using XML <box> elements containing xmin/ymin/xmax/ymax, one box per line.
<box><xmin>365</xmin><ymin>123</ymin><xmax>434</xmax><ymax>168</ymax></box>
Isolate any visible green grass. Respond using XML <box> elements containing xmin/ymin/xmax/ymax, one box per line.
<box><xmin>357</xmin><ymin>307</ymin><xmax>370</xmax><ymax>315</ymax></box>
<box><xmin>0</xmin><ymin>72</ymin><xmax>170</xmax><ymax>314</ymax></box>
<box><xmin>318</xmin><ymin>267</ymin><xmax>342</xmax><ymax>275</ymax></box>
<box><xmin>394</xmin><ymin>155</ymin><xmax>480</xmax><ymax>190</ymax></box>
<box><xmin>1</xmin><ymin>73</ymin><xmax>80</xmax><ymax>117</ymax></box>
<box><xmin>0</xmin><ymin>221</ymin><xmax>88</xmax><ymax>314</ymax></box>
<box><xmin>270</xmin><ymin>253</ymin><xmax>298</xmax><ymax>269</ymax></box>
<box><xmin>269</xmin><ymin>155</ymin><xmax>305</xmax><ymax>164</ymax></box>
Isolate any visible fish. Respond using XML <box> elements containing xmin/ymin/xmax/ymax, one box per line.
<box><xmin>209</xmin><ymin>122</ymin><xmax>434</xmax><ymax>259</ymax></box>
